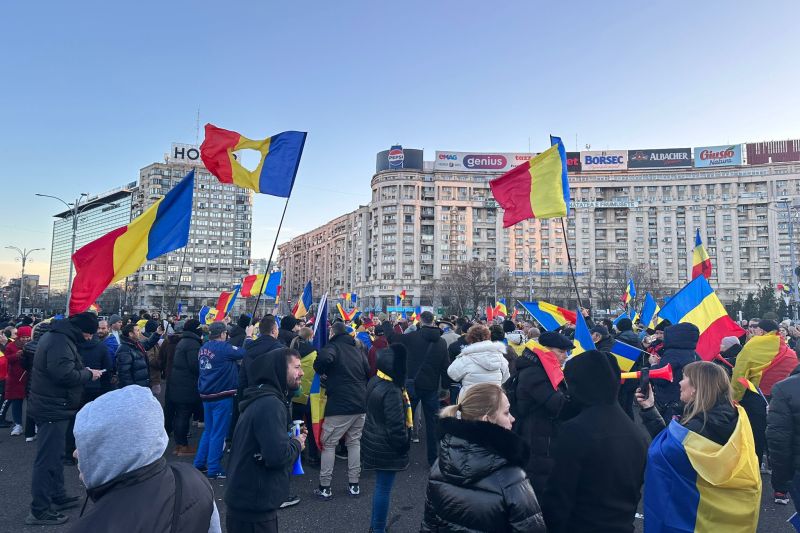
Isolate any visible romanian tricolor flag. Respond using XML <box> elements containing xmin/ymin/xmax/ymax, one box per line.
<box><xmin>341</xmin><ymin>292</ymin><xmax>357</xmax><ymax>304</ymax></box>
<box><xmin>88</xmin><ymin>303</ymin><xmax>101</xmax><ymax>314</ymax></box>
<box><xmin>494</xmin><ymin>299</ymin><xmax>507</xmax><ymax>317</ymax></box>
<box><xmin>395</xmin><ymin>289</ymin><xmax>407</xmax><ymax>306</ymax></box>
<box><xmin>621</xmin><ymin>279</ymin><xmax>636</xmax><ymax>305</ymax></box>
<box><xmin>240</xmin><ymin>271</ymin><xmax>282</xmax><ymax>298</ymax></box>
<box><xmin>609</xmin><ymin>340</ymin><xmax>641</xmax><ymax>372</ymax></box>
<box><xmin>292</xmin><ymin>281</ymin><xmax>313</xmax><ymax>318</ymax></box>
<box><xmin>214</xmin><ymin>285</ymin><xmax>240</xmax><ymax>321</ymax></box>
<box><xmin>519</xmin><ymin>300</ymin><xmax>577</xmax><ymax>331</ymax></box>
<box><xmin>570</xmin><ymin>310</ymin><xmax>596</xmax><ymax>358</ymax></box>
<box><xmin>489</xmin><ymin>136</ymin><xmax>569</xmax><ymax>228</ymax></box>
<box><xmin>731</xmin><ymin>332</ymin><xmax>781</xmax><ymax>401</ymax></box>
<box><xmin>309</xmin><ymin>293</ymin><xmax>329</xmax><ymax>448</ymax></box>
<box><xmin>644</xmin><ymin>405</ymin><xmax>761</xmax><ymax>533</ymax></box>
<box><xmin>692</xmin><ymin>229</ymin><xmax>713</xmax><ymax>280</ymax></box>
<box><xmin>200</xmin><ymin>124</ymin><xmax>306</xmax><ymax>197</ymax></box>
<box><xmin>658</xmin><ymin>276</ymin><xmax>745</xmax><ymax>362</ymax></box>
<box><xmin>70</xmin><ymin>171</ymin><xmax>194</xmax><ymax>315</ymax></box>
<box><xmin>639</xmin><ymin>292</ymin><xmax>661</xmax><ymax>330</ymax></box>
<box><xmin>336</xmin><ymin>303</ymin><xmax>358</xmax><ymax>322</ymax></box>
<box><xmin>485</xmin><ymin>305</ymin><xmax>494</xmax><ymax>322</ymax></box>
<box><xmin>777</xmin><ymin>283</ymin><xmax>791</xmax><ymax>294</ymax></box>
<box><xmin>523</xmin><ymin>340</ymin><xmax>564</xmax><ymax>390</ymax></box>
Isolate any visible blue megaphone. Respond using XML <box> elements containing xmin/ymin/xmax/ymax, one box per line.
<box><xmin>291</xmin><ymin>420</ymin><xmax>304</xmax><ymax>475</ymax></box>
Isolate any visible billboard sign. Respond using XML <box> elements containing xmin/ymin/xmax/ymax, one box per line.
<box><xmin>694</xmin><ymin>144</ymin><xmax>746</xmax><ymax>168</ymax></box>
<box><xmin>434</xmin><ymin>151</ymin><xmax>536</xmax><ymax>172</ymax></box>
<box><xmin>627</xmin><ymin>148</ymin><xmax>692</xmax><ymax>169</ymax></box>
<box><xmin>167</xmin><ymin>143</ymin><xmax>203</xmax><ymax>165</ymax></box>
<box><xmin>566</xmin><ymin>151</ymin><xmax>581</xmax><ymax>172</ymax></box>
<box><xmin>580</xmin><ymin>150</ymin><xmax>627</xmax><ymax>171</ymax></box>
<box><xmin>376</xmin><ymin>146</ymin><xmax>424</xmax><ymax>172</ymax></box>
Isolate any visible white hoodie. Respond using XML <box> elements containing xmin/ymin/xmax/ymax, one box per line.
<box><xmin>447</xmin><ymin>340</ymin><xmax>510</xmax><ymax>392</ymax></box>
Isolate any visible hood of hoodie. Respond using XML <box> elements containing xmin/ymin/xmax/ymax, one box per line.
<box><xmin>240</xmin><ymin>349</ymin><xmax>289</xmax><ymax>412</ymax></box>
<box><xmin>664</xmin><ymin>322</ymin><xmax>700</xmax><ymax>351</ymax></box>
<box><xmin>564</xmin><ymin>349</ymin><xmax>620</xmax><ymax>406</ymax></box>
<box><xmin>458</xmin><ymin>341</ymin><xmax>508</xmax><ymax>371</ymax></box>
<box><xmin>74</xmin><ymin>385</ymin><xmax>168</xmax><ymax>489</ymax></box>
<box><xmin>376</xmin><ymin>343</ymin><xmax>407</xmax><ymax>383</ymax></box>
<box><xmin>330</xmin><ymin>332</ymin><xmax>357</xmax><ymax>346</ymax></box>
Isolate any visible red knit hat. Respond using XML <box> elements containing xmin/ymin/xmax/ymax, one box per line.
<box><xmin>17</xmin><ymin>326</ymin><xmax>32</xmax><ymax>338</ymax></box>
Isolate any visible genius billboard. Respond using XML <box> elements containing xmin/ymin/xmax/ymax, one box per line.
<box><xmin>434</xmin><ymin>151</ymin><xmax>536</xmax><ymax>172</ymax></box>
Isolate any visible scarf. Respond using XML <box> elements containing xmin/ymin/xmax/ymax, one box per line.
<box><xmin>377</xmin><ymin>370</ymin><xmax>413</xmax><ymax>428</ymax></box>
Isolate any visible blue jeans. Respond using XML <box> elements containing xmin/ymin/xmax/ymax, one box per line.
<box><xmin>406</xmin><ymin>381</ymin><xmax>440</xmax><ymax>466</ymax></box>
<box><xmin>193</xmin><ymin>397</ymin><xmax>233</xmax><ymax>476</ymax></box>
<box><xmin>10</xmin><ymin>399</ymin><xmax>22</xmax><ymax>425</ymax></box>
<box><xmin>370</xmin><ymin>470</ymin><xmax>397</xmax><ymax>533</ymax></box>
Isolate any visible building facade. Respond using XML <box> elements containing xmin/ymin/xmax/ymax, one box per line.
<box><xmin>278</xmin><ymin>140</ymin><xmax>800</xmax><ymax>312</ymax></box>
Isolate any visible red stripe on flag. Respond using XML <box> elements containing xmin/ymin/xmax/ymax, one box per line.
<box><xmin>489</xmin><ymin>161</ymin><xmax>534</xmax><ymax>228</ymax></box>
<box><xmin>696</xmin><ymin>314</ymin><xmax>746</xmax><ymax>361</ymax></box>
<box><xmin>70</xmin><ymin>226</ymin><xmax>129</xmax><ymax>315</ymax></box>
<box><xmin>200</xmin><ymin>124</ymin><xmax>240</xmax><ymax>184</ymax></box>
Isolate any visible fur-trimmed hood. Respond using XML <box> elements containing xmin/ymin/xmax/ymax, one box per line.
<box><xmin>436</xmin><ymin>417</ymin><xmax>529</xmax><ymax>485</ymax></box>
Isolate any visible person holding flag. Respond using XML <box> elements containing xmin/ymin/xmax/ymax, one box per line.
<box><xmin>614</xmin><ymin>318</ymin><xmax>644</xmax><ymax>419</ymax></box>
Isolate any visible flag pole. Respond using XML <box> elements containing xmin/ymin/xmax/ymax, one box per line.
<box><xmin>251</xmin><ymin>196</ymin><xmax>290</xmax><ymax>318</ymax></box>
<box><xmin>559</xmin><ymin>217</ymin><xmax>584</xmax><ymax>310</ymax></box>
<box><xmin>171</xmin><ymin>245</ymin><xmax>189</xmax><ymax>316</ymax></box>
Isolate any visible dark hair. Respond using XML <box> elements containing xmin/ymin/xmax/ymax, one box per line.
<box><xmin>331</xmin><ymin>321</ymin><xmax>348</xmax><ymax>336</ymax></box>
<box><xmin>121</xmin><ymin>323</ymin><xmax>137</xmax><ymax>339</ymax></box>
<box><xmin>489</xmin><ymin>324</ymin><xmax>505</xmax><ymax>342</ymax></box>
<box><xmin>420</xmin><ymin>311</ymin><xmax>434</xmax><ymax>325</ymax></box>
<box><xmin>259</xmin><ymin>316</ymin><xmax>277</xmax><ymax>336</ymax></box>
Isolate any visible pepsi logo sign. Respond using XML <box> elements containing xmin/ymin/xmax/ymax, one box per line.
<box><xmin>387</xmin><ymin>145</ymin><xmax>404</xmax><ymax>168</ymax></box>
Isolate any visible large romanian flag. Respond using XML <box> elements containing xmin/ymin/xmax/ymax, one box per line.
<box><xmin>692</xmin><ymin>229</ymin><xmax>712</xmax><ymax>280</ymax></box>
<box><xmin>200</xmin><ymin>124</ymin><xmax>306</xmax><ymax>197</ymax></box>
<box><xmin>309</xmin><ymin>293</ymin><xmax>329</xmax><ymax>448</ymax></box>
<box><xmin>570</xmin><ymin>310</ymin><xmax>596</xmax><ymax>358</ymax></box>
<box><xmin>520</xmin><ymin>300</ymin><xmax>577</xmax><ymax>331</ymax></box>
<box><xmin>489</xmin><ymin>136</ymin><xmax>569</xmax><ymax>228</ymax></box>
<box><xmin>730</xmin><ymin>332</ymin><xmax>781</xmax><ymax>401</ymax></box>
<box><xmin>240</xmin><ymin>271</ymin><xmax>282</xmax><ymax>298</ymax></box>
<box><xmin>214</xmin><ymin>286</ymin><xmax>240</xmax><ymax>321</ymax></box>
<box><xmin>639</xmin><ymin>292</ymin><xmax>661</xmax><ymax>330</ymax></box>
<box><xmin>658</xmin><ymin>276</ymin><xmax>745</xmax><ymax>361</ymax></box>
<box><xmin>644</xmin><ymin>405</ymin><xmax>761</xmax><ymax>533</ymax></box>
<box><xmin>70</xmin><ymin>171</ymin><xmax>194</xmax><ymax>315</ymax></box>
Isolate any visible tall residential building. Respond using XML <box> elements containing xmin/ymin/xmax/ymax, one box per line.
<box><xmin>130</xmin><ymin>143</ymin><xmax>253</xmax><ymax>313</ymax></box>
<box><xmin>278</xmin><ymin>141</ymin><xmax>800</xmax><ymax>311</ymax></box>
<box><xmin>47</xmin><ymin>183</ymin><xmax>136</xmax><ymax>309</ymax></box>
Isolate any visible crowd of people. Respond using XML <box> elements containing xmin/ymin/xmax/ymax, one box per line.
<box><xmin>0</xmin><ymin>304</ymin><xmax>797</xmax><ymax>532</ymax></box>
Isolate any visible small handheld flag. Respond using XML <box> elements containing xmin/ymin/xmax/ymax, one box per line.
<box><xmin>570</xmin><ymin>310</ymin><xmax>596</xmax><ymax>358</ymax></box>
<box><xmin>610</xmin><ymin>340</ymin><xmax>642</xmax><ymax>372</ymax></box>
<box><xmin>692</xmin><ymin>229</ymin><xmax>712</xmax><ymax>280</ymax></box>
<box><xmin>519</xmin><ymin>300</ymin><xmax>577</xmax><ymax>331</ymax></box>
<box><xmin>292</xmin><ymin>281</ymin><xmax>313</xmax><ymax>318</ymax></box>
<box><xmin>621</xmin><ymin>279</ymin><xmax>636</xmax><ymax>305</ymax></box>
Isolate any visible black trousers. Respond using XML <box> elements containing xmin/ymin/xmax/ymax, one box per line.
<box><xmin>173</xmin><ymin>402</ymin><xmax>194</xmax><ymax>446</ymax></box>
<box><xmin>31</xmin><ymin>419</ymin><xmax>69</xmax><ymax>515</ymax></box>
<box><xmin>226</xmin><ymin>513</ymin><xmax>278</xmax><ymax>533</ymax></box>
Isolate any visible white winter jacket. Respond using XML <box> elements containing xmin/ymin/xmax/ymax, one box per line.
<box><xmin>447</xmin><ymin>340</ymin><xmax>510</xmax><ymax>393</ymax></box>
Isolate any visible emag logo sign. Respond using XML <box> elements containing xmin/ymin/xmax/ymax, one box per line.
<box><xmin>628</xmin><ymin>148</ymin><xmax>692</xmax><ymax>169</ymax></box>
<box><xmin>581</xmin><ymin>150</ymin><xmax>627</xmax><ymax>171</ymax></box>
<box><xmin>463</xmin><ymin>154</ymin><xmax>508</xmax><ymax>170</ymax></box>
<box><xmin>694</xmin><ymin>144</ymin><xmax>745</xmax><ymax>168</ymax></box>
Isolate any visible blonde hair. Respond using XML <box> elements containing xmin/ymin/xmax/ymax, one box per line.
<box><xmin>440</xmin><ymin>382</ymin><xmax>506</xmax><ymax>421</ymax></box>
<box><xmin>681</xmin><ymin>361</ymin><xmax>734</xmax><ymax>428</ymax></box>
<box><xmin>298</xmin><ymin>327</ymin><xmax>313</xmax><ymax>340</ymax></box>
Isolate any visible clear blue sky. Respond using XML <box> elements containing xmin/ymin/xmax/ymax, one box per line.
<box><xmin>2</xmin><ymin>1</ymin><xmax>799</xmax><ymax>282</ymax></box>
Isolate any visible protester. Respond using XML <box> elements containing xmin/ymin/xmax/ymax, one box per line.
<box><xmin>115</xmin><ymin>322</ymin><xmax>163</xmax><ymax>389</ymax></box>
<box><xmin>194</xmin><ymin>321</ymin><xmax>249</xmax><ymax>479</ymax></box>
<box><xmin>240</xmin><ymin>316</ymin><xmax>283</xmax><ymax>390</ymax></box>
<box><xmin>167</xmin><ymin>319</ymin><xmax>203</xmax><ymax>456</ymax></box>
<box><xmin>27</xmin><ymin>313</ymin><xmax>104</xmax><ymax>526</ymax></box>
<box><xmin>650</xmin><ymin>322</ymin><xmax>701</xmax><ymax>422</ymax></box>
<box><xmin>636</xmin><ymin>361</ymin><xmax>761</xmax><ymax>533</ymax></box>
<box><xmin>716</xmin><ymin>336</ymin><xmax>742</xmax><ymax>373</ymax></box>
<box><xmin>760</xmin><ymin>324</ymin><xmax>798</xmax><ymax>398</ymax></box>
<box><xmin>421</xmin><ymin>382</ymin><xmax>546</xmax><ymax>532</ymax></box>
<box><xmin>590</xmin><ymin>325</ymin><xmax>614</xmax><ymax>352</ymax></box>
<box><xmin>225</xmin><ymin>347</ymin><xmax>306</xmax><ymax>533</ymax></box>
<box><xmin>21</xmin><ymin>320</ymin><xmax>52</xmax><ymax>441</ymax></box>
<box><xmin>367</xmin><ymin>325</ymin><xmax>388</xmax><ymax>377</ymax></box>
<box><xmin>278</xmin><ymin>315</ymin><xmax>299</xmax><ymax>347</ymax></box>
<box><xmin>542</xmin><ymin>350</ymin><xmax>648</xmax><ymax>533</ymax></box>
<box><xmin>0</xmin><ymin>331</ymin><xmax>8</xmax><ymax>428</ymax></box>
<box><xmin>362</xmin><ymin>344</ymin><xmax>412</xmax><ymax>533</ymax></box>
<box><xmin>767</xmin><ymin>365</ymin><xmax>800</xmax><ymax>508</ymax></box>
<box><xmin>77</xmin><ymin>326</ymin><xmax>113</xmax><ymax>404</ymax></box>
<box><xmin>399</xmin><ymin>311</ymin><xmax>450</xmax><ymax>466</ymax></box>
<box><xmin>490</xmin><ymin>323</ymin><xmax>519</xmax><ymax>372</ymax></box>
<box><xmin>69</xmin><ymin>385</ymin><xmax>220</xmax><ymax>532</ymax></box>
<box><xmin>447</xmin><ymin>324</ymin><xmax>510</xmax><ymax>395</ymax></box>
<box><xmin>229</xmin><ymin>314</ymin><xmax>251</xmax><ymax>348</ymax></box>
<box><xmin>439</xmin><ymin>320</ymin><xmax>459</xmax><ymax>347</ymax></box>
<box><xmin>96</xmin><ymin>320</ymin><xmax>117</xmax><ymax>376</ymax></box>
<box><xmin>313</xmin><ymin>321</ymin><xmax>370</xmax><ymax>500</ymax></box>
<box><xmin>511</xmin><ymin>331</ymin><xmax>575</xmax><ymax>494</ymax></box>
<box><xmin>4</xmin><ymin>325</ymin><xmax>30</xmax><ymax>436</ymax></box>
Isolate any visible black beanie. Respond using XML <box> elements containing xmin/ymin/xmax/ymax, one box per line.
<box><xmin>564</xmin><ymin>350</ymin><xmax>621</xmax><ymax>406</ymax></box>
<box><xmin>69</xmin><ymin>312</ymin><xmax>99</xmax><ymax>335</ymax></box>
<box><xmin>237</xmin><ymin>314</ymin><xmax>252</xmax><ymax>328</ymax></box>
<box><xmin>502</xmin><ymin>319</ymin><xmax>516</xmax><ymax>333</ymax></box>
<box><xmin>617</xmin><ymin>318</ymin><xmax>633</xmax><ymax>332</ymax></box>
<box><xmin>280</xmin><ymin>315</ymin><xmax>298</xmax><ymax>331</ymax></box>
<box><xmin>183</xmin><ymin>319</ymin><xmax>201</xmax><ymax>335</ymax></box>
<box><xmin>758</xmin><ymin>319</ymin><xmax>779</xmax><ymax>333</ymax></box>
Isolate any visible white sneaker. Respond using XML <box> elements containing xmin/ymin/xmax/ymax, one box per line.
<box><xmin>10</xmin><ymin>424</ymin><xmax>23</xmax><ymax>436</ymax></box>
<box><xmin>25</xmin><ymin>435</ymin><xmax>37</xmax><ymax>442</ymax></box>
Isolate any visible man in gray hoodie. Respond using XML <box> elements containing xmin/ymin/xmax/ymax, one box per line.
<box><xmin>68</xmin><ymin>385</ymin><xmax>221</xmax><ymax>533</ymax></box>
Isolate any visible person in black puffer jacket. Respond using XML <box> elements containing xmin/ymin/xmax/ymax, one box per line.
<box><xmin>650</xmin><ymin>322</ymin><xmax>701</xmax><ymax>422</ymax></box>
<box><xmin>421</xmin><ymin>382</ymin><xmax>546</xmax><ymax>533</ymax></box>
<box><xmin>767</xmin><ymin>364</ymin><xmax>800</xmax><ymax>504</ymax></box>
<box><xmin>21</xmin><ymin>320</ymin><xmax>53</xmax><ymax>440</ymax></box>
<box><xmin>116</xmin><ymin>323</ymin><xmax>162</xmax><ymax>389</ymax></box>
<box><xmin>542</xmin><ymin>350</ymin><xmax>648</xmax><ymax>533</ymax></box>
<box><xmin>228</xmin><ymin>314</ymin><xmax>250</xmax><ymax>348</ymax></box>
<box><xmin>79</xmin><ymin>337</ymin><xmax>114</xmax><ymax>403</ymax></box>
<box><xmin>167</xmin><ymin>320</ymin><xmax>203</xmax><ymax>455</ymax></box>
<box><xmin>363</xmin><ymin>344</ymin><xmax>411</xmax><ymax>533</ymax></box>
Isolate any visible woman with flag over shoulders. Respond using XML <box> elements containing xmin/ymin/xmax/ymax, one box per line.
<box><xmin>635</xmin><ymin>361</ymin><xmax>761</xmax><ymax>533</ymax></box>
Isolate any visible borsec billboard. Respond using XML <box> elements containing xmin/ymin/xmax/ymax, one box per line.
<box><xmin>580</xmin><ymin>150</ymin><xmax>627</xmax><ymax>171</ymax></box>
<box><xmin>693</xmin><ymin>144</ymin><xmax>746</xmax><ymax>168</ymax></box>
<box><xmin>434</xmin><ymin>151</ymin><xmax>536</xmax><ymax>172</ymax></box>
<box><xmin>627</xmin><ymin>148</ymin><xmax>692</xmax><ymax>169</ymax></box>
<box><xmin>376</xmin><ymin>146</ymin><xmax>424</xmax><ymax>172</ymax></box>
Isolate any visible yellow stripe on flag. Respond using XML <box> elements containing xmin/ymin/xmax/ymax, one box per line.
<box><xmin>232</xmin><ymin>136</ymin><xmax>272</xmax><ymax>192</ymax></box>
<box><xmin>111</xmin><ymin>198</ymin><xmax>162</xmax><ymax>281</ymax></box>
<box><xmin>681</xmin><ymin>291</ymin><xmax>727</xmax><ymax>333</ymax></box>
<box><xmin>528</xmin><ymin>144</ymin><xmax>567</xmax><ymax>219</ymax></box>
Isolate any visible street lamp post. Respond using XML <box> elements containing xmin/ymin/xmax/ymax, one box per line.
<box><xmin>5</xmin><ymin>246</ymin><xmax>44</xmax><ymax>316</ymax></box>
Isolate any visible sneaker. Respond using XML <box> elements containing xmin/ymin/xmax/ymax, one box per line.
<box><xmin>207</xmin><ymin>472</ymin><xmax>226</xmax><ymax>480</ymax></box>
<box><xmin>10</xmin><ymin>424</ymin><xmax>23</xmax><ymax>436</ymax></box>
<box><xmin>314</xmin><ymin>486</ymin><xmax>333</xmax><ymax>501</ymax></box>
<box><xmin>25</xmin><ymin>435</ymin><xmax>37</xmax><ymax>442</ymax></box>
<box><xmin>348</xmin><ymin>483</ymin><xmax>361</xmax><ymax>498</ymax></box>
<box><xmin>775</xmin><ymin>491</ymin><xmax>790</xmax><ymax>505</ymax></box>
<box><xmin>52</xmin><ymin>495</ymin><xmax>81</xmax><ymax>511</ymax></box>
<box><xmin>761</xmin><ymin>462</ymin><xmax>772</xmax><ymax>475</ymax></box>
<box><xmin>25</xmin><ymin>510</ymin><xmax>68</xmax><ymax>525</ymax></box>
<box><xmin>280</xmin><ymin>494</ymin><xmax>301</xmax><ymax>508</ymax></box>
<box><xmin>411</xmin><ymin>434</ymin><xmax>420</xmax><ymax>443</ymax></box>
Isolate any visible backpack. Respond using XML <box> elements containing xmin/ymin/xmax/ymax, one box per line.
<box><xmin>503</xmin><ymin>372</ymin><xmax>521</xmax><ymax>418</ymax></box>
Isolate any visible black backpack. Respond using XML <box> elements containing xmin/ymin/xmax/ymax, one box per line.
<box><xmin>503</xmin><ymin>372</ymin><xmax>521</xmax><ymax>418</ymax></box>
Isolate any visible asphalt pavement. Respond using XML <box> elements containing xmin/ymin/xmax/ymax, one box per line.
<box><xmin>0</xmin><ymin>416</ymin><xmax>794</xmax><ymax>532</ymax></box>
